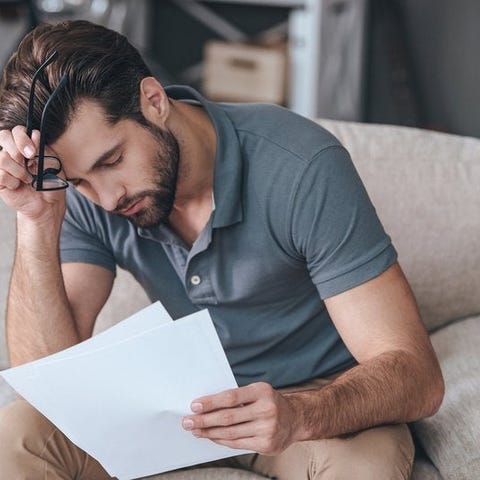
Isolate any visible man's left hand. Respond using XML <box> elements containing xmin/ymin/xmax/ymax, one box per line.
<box><xmin>182</xmin><ymin>382</ymin><xmax>301</xmax><ymax>455</ymax></box>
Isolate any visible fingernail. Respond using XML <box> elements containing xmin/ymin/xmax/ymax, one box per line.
<box><xmin>24</xmin><ymin>146</ymin><xmax>34</xmax><ymax>157</ymax></box>
<box><xmin>191</xmin><ymin>402</ymin><xmax>203</xmax><ymax>413</ymax></box>
<box><xmin>192</xmin><ymin>430</ymin><xmax>201</xmax><ymax>437</ymax></box>
<box><xmin>183</xmin><ymin>419</ymin><xmax>194</xmax><ymax>430</ymax></box>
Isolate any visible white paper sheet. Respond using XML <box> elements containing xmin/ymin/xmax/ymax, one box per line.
<box><xmin>0</xmin><ymin>305</ymin><xmax>249</xmax><ymax>479</ymax></box>
<box><xmin>24</xmin><ymin>301</ymin><xmax>173</xmax><ymax>367</ymax></box>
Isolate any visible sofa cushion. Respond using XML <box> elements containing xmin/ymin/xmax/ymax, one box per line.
<box><xmin>93</xmin><ymin>268</ymin><xmax>150</xmax><ymax>334</ymax></box>
<box><xmin>411</xmin><ymin>457</ymin><xmax>443</xmax><ymax>480</ymax></box>
<box><xmin>412</xmin><ymin>315</ymin><xmax>480</xmax><ymax>479</ymax></box>
<box><xmin>0</xmin><ymin>377</ymin><xmax>15</xmax><ymax>408</ymax></box>
<box><xmin>0</xmin><ymin>203</ymin><xmax>15</xmax><ymax>370</ymax></box>
<box><xmin>148</xmin><ymin>468</ymin><xmax>266</xmax><ymax>479</ymax></box>
<box><xmin>319</xmin><ymin>120</ymin><xmax>480</xmax><ymax>332</ymax></box>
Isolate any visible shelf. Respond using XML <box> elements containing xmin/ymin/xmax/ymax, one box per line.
<box><xmin>169</xmin><ymin>0</ymin><xmax>367</xmax><ymax>120</ymax></box>
<box><xmin>185</xmin><ymin>0</ymin><xmax>307</xmax><ymax>7</ymax></box>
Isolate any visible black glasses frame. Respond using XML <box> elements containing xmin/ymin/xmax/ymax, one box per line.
<box><xmin>25</xmin><ymin>51</ymin><xmax>69</xmax><ymax>191</ymax></box>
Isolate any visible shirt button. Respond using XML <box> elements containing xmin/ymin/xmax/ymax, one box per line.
<box><xmin>190</xmin><ymin>275</ymin><xmax>202</xmax><ymax>286</ymax></box>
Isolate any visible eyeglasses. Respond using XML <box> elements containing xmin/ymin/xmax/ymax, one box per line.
<box><xmin>25</xmin><ymin>51</ymin><xmax>69</xmax><ymax>191</ymax></box>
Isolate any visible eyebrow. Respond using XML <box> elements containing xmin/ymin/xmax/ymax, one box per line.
<box><xmin>88</xmin><ymin>142</ymin><xmax>124</xmax><ymax>173</ymax></box>
<box><xmin>66</xmin><ymin>142</ymin><xmax>123</xmax><ymax>183</ymax></box>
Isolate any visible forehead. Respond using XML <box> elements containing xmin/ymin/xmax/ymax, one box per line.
<box><xmin>52</xmin><ymin>100</ymin><xmax>115</xmax><ymax>147</ymax></box>
<box><xmin>50</xmin><ymin>100</ymin><xmax>120</xmax><ymax>165</ymax></box>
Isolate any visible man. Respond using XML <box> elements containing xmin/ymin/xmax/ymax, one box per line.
<box><xmin>0</xmin><ymin>20</ymin><xmax>443</xmax><ymax>479</ymax></box>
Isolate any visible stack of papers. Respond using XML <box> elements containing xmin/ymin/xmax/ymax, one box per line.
<box><xmin>0</xmin><ymin>303</ymin><xmax>249</xmax><ymax>479</ymax></box>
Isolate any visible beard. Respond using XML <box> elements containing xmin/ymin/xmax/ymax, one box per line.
<box><xmin>115</xmin><ymin>121</ymin><xmax>180</xmax><ymax>228</ymax></box>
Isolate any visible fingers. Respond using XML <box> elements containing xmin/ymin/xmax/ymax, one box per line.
<box><xmin>0</xmin><ymin>130</ymin><xmax>22</xmax><ymax>164</ymax></box>
<box><xmin>11</xmin><ymin>126</ymin><xmax>37</xmax><ymax>159</ymax></box>
<box><xmin>0</xmin><ymin>127</ymin><xmax>38</xmax><ymax>191</ymax></box>
<box><xmin>211</xmin><ymin>437</ymin><xmax>257</xmax><ymax>452</ymax></box>
<box><xmin>194</xmin><ymin>422</ymin><xmax>284</xmax><ymax>455</ymax></box>
<box><xmin>31</xmin><ymin>130</ymin><xmax>41</xmax><ymax>150</ymax></box>
<box><xmin>0</xmin><ymin>170</ymin><xmax>23</xmax><ymax>191</ymax></box>
<box><xmin>0</xmin><ymin>152</ymin><xmax>33</xmax><ymax>189</ymax></box>
<box><xmin>183</xmin><ymin>404</ymin><xmax>254</xmax><ymax>431</ymax></box>
<box><xmin>0</xmin><ymin>127</ymin><xmax>39</xmax><ymax>161</ymax></box>
<box><xmin>183</xmin><ymin>383</ymin><xmax>277</xmax><ymax>436</ymax></box>
<box><xmin>182</xmin><ymin>383</ymin><xmax>296</xmax><ymax>455</ymax></box>
<box><xmin>190</xmin><ymin>382</ymin><xmax>271</xmax><ymax>414</ymax></box>
<box><xmin>0</xmin><ymin>148</ymin><xmax>33</xmax><ymax>186</ymax></box>
<box><xmin>193</xmin><ymin>421</ymin><xmax>257</xmax><ymax>442</ymax></box>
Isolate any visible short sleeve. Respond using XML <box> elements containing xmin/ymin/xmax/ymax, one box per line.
<box><xmin>290</xmin><ymin>145</ymin><xmax>397</xmax><ymax>299</ymax></box>
<box><xmin>60</xmin><ymin>189</ymin><xmax>116</xmax><ymax>273</ymax></box>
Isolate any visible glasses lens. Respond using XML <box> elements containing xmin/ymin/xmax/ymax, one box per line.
<box><xmin>32</xmin><ymin>173</ymin><xmax>69</xmax><ymax>191</ymax></box>
<box><xmin>26</xmin><ymin>155</ymin><xmax>62</xmax><ymax>176</ymax></box>
<box><xmin>26</xmin><ymin>155</ymin><xmax>68</xmax><ymax>191</ymax></box>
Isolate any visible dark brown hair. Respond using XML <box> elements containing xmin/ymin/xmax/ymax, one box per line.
<box><xmin>0</xmin><ymin>20</ymin><xmax>152</xmax><ymax>143</ymax></box>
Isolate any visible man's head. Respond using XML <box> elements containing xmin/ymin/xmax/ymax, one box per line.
<box><xmin>0</xmin><ymin>20</ymin><xmax>181</xmax><ymax>227</ymax></box>
<box><xmin>0</xmin><ymin>20</ymin><xmax>152</xmax><ymax>142</ymax></box>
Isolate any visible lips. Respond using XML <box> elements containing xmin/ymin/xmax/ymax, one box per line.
<box><xmin>119</xmin><ymin>198</ymin><xmax>144</xmax><ymax>216</ymax></box>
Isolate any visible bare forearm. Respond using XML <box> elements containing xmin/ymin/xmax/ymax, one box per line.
<box><xmin>7</xmin><ymin>215</ymin><xmax>79</xmax><ymax>366</ymax></box>
<box><xmin>184</xmin><ymin>265</ymin><xmax>445</xmax><ymax>454</ymax></box>
<box><xmin>288</xmin><ymin>349</ymin><xmax>444</xmax><ymax>441</ymax></box>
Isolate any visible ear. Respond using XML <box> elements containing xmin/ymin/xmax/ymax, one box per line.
<box><xmin>139</xmin><ymin>77</ymin><xmax>170</xmax><ymax>126</ymax></box>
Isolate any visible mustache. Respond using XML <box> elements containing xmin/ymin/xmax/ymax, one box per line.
<box><xmin>114</xmin><ymin>191</ymin><xmax>153</xmax><ymax>214</ymax></box>
<box><xmin>113</xmin><ymin>186</ymin><xmax>174</xmax><ymax>215</ymax></box>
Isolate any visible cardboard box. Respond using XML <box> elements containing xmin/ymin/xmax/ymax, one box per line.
<box><xmin>203</xmin><ymin>41</ymin><xmax>287</xmax><ymax>104</ymax></box>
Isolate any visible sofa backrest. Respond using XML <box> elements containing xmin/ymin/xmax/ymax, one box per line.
<box><xmin>319</xmin><ymin>120</ymin><xmax>480</xmax><ymax>331</ymax></box>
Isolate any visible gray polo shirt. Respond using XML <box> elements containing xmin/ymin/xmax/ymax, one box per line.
<box><xmin>61</xmin><ymin>86</ymin><xmax>396</xmax><ymax>388</ymax></box>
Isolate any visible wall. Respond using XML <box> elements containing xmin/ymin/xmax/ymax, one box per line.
<box><xmin>1</xmin><ymin>1</ymin><xmax>479</xmax><ymax>138</ymax></box>
<box><xmin>403</xmin><ymin>0</ymin><xmax>480</xmax><ymax>137</ymax></box>
<box><xmin>0</xmin><ymin>15</ymin><xmax>27</xmax><ymax>67</ymax></box>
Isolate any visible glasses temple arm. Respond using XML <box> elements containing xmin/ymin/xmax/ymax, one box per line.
<box><xmin>36</xmin><ymin>74</ymin><xmax>68</xmax><ymax>191</ymax></box>
<box><xmin>26</xmin><ymin>51</ymin><xmax>59</xmax><ymax>137</ymax></box>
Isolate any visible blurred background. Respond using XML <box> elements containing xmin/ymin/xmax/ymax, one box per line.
<box><xmin>0</xmin><ymin>0</ymin><xmax>479</xmax><ymax>138</ymax></box>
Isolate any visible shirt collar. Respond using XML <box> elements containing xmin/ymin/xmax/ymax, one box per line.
<box><xmin>164</xmin><ymin>85</ymin><xmax>243</xmax><ymax>229</ymax></box>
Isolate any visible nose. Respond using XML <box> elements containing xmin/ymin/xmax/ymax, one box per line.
<box><xmin>96</xmin><ymin>184</ymin><xmax>125</xmax><ymax>212</ymax></box>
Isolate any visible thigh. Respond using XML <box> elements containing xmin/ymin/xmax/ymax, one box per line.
<box><xmin>0</xmin><ymin>400</ymin><xmax>113</xmax><ymax>480</ymax></box>
<box><xmin>248</xmin><ymin>423</ymin><xmax>414</xmax><ymax>480</ymax></box>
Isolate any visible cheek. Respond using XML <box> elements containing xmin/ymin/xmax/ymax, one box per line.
<box><xmin>132</xmin><ymin>158</ymin><xmax>158</xmax><ymax>185</ymax></box>
<box><xmin>74</xmin><ymin>183</ymin><xmax>99</xmax><ymax>205</ymax></box>
<box><xmin>73</xmin><ymin>174</ymin><xmax>109</xmax><ymax>204</ymax></box>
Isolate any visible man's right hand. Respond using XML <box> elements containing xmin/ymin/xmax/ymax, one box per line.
<box><xmin>0</xmin><ymin>126</ymin><xmax>66</xmax><ymax>223</ymax></box>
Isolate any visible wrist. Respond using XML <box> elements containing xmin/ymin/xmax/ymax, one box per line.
<box><xmin>283</xmin><ymin>392</ymin><xmax>316</xmax><ymax>442</ymax></box>
<box><xmin>17</xmin><ymin>200</ymin><xmax>65</xmax><ymax>229</ymax></box>
<box><xmin>16</xmin><ymin>210</ymin><xmax>64</xmax><ymax>253</ymax></box>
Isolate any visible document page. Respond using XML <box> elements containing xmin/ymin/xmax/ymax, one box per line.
<box><xmin>1</xmin><ymin>305</ymin><xmax>249</xmax><ymax>479</ymax></box>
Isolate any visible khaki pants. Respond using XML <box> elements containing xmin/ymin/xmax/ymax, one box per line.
<box><xmin>0</xmin><ymin>378</ymin><xmax>414</xmax><ymax>480</ymax></box>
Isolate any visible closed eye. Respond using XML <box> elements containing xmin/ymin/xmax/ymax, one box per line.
<box><xmin>103</xmin><ymin>155</ymin><xmax>123</xmax><ymax>167</ymax></box>
<box><xmin>67</xmin><ymin>155</ymin><xmax>123</xmax><ymax>187</ymax></box>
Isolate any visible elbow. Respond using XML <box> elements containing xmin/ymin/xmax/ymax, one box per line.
<box><xmin>430</xmin><ymin>371</ymin><xmax>445</xmax><ymax>416</ymax></box>
<box><xmin>422</xmin><ymin>365</ymin><xmax>445</xmax><ymax>418</ymax></box>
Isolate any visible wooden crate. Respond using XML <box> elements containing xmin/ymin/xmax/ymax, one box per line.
<box><xmin>203</xmin><ymin>40</ymin><xmax>287</xmax><ymax>104</ymax></box>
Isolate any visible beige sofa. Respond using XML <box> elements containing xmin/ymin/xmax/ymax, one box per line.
<box><xmin>1</xmin><ymin>120</ymin><xmax>479</xmax><ymax>479</ymax></box>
